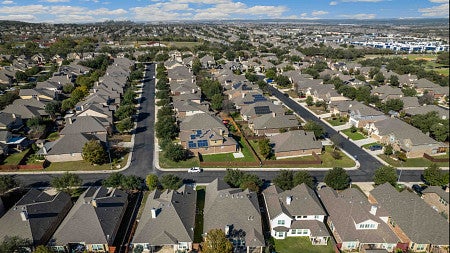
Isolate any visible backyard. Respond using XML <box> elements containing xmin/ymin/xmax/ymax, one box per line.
<box><xmin>1</xmin><ymin>149</ymin><xmax>30</xmax><ymax>165</ymax></box>
<box><xmin>194</xmin><ymin>186</ymin><xmax>206</xmax><ymax>243</ymax></box>
<box><xmin>273</xmin><ymin>237</ymin><xmax>335</xmax><ymax>253</ymax></box>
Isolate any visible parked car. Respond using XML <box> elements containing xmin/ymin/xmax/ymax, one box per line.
<box><xmin>188</xmin><ymin>167</ymin><xmax>202</xmax><ymax>173</ymax></box>
<box><xmin>412</xmin><ymin>184</ymin><xmax>423</xmax><ymax>195</ymax></box>
<box><xmin>369</xmin><ymin>144</ymin><xmax>383</xmax><ymax>151</ymax></box>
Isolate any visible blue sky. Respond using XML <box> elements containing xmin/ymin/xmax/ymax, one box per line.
<box><xmin>0</xmin><ymin>0</ymin><xmax>448</xmax><ymax>23</ymax></box>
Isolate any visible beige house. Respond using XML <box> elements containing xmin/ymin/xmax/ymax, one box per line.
<box><xmin>269</xmin><ymin>130</ymin><xmax>322</xmax><ymax>159</ymax></box>
<box><xmin>421</xmin><ymin>186</ymin><xmax>449</xmax><ymax>222</ymax></box>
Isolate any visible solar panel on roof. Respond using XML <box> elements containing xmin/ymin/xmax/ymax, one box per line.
<box><xmin>197</xmin><ymin>140</ymin><xmax>208</xmax><ymax>147</ymax></box>
<box><xmin>253</xmin><ymin>94</ymin><xmax>267</xmax><ymax>102</ymax></box>
<box><xmin>254</xmin><ymin>106</ymin><xmax>271</xmax><ymax>115</ymax></box>
<box><xmin>190</xmin><ymin>135</ymin><xmax>196</xmax><ymax>140</ymax></box>
<box><xmin>196</xmin><ymin>130</ymin><xmax>202</xmax><ymax>136</ymax></box>
<box><xmin>188</xmin><ymin>141</ymin><xmax>197</xmax><ymax>148</ymax></box>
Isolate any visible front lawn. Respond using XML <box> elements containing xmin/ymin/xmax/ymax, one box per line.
<box><xmin>45</xmin><ymin>153</ymin><xmax>129</xmax><ymax>171</ymax></box>
<box><xmin>274</xmin><ymin>237</ymin><xmax>335</xmax><ymax>253</ymax></box>
<box><xmin>325</xmin><ymin>117</ymin><xmax>348</xmax><ymax>126</ymax></box>
<box><xmin>361</xmin><ymin>142</ymin><xmax>379</xmax><ymax>149</ymax></box>
<box><xmin>341</xmin><ymin>129</ymin><xmax>366</xmax><ymax>141</ymax></box>
<box><xmin>378</xmin><ymin>154</ymin><xmax>449</xmax><ymax>167</ymax></box>
<box><xmin>307</xmin><ymin>105</ymin><xmax>328</xmax><ymax>115</ymax></box>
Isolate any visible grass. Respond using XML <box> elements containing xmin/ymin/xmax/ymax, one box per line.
<box><xmin>238</xmin><ymin>138</ymin><xmax>258</xmax><ymax>162</ymax></box>
<box><xmin>46</xmin><ymin>132</ymin><xmax>60</xmax><ymax>141</ymax></box>
<box><xmin>137</xmin><ymin>191</ymin><xmax>150</xmax><ymax>220</ymax></box>
<box><xmin>378</xmin><ymin>154</ymin><xmax>449</xmax><ymax>167</ymax></box>
<box><xmin>159</xmin><ymin>153</ymin><xmax>200</xmax><ymax>168</ymax></box>
<box><xmin>194</xmin><ymin>186</ymin><xmax>206</xmax><ymax>243</ymax></box>
<box><xmin>45</xmin><ymin>153</ymin><xmax>129</xmax><ymax>171</ymax></box>
<box><xmin>361</xmin><ymin>142</ymin><xmax>379</xmax><ymax>149</ymax></box>
<box><xmin>109</xmin><ymin>134</ymin><xmax>132</xmax><ymax>142</ymax></box>
<box><xmin>325</xmin><ymin>117</ymin><xmax>348</xmax><ymax>126</ymax></box>
<box><xmin>2</xmin><ymin>149</ymin><xmax>29</xmax><ymax>165</ymax></box>
<box><xmin>307</xmin><ymin>106</ymin><xmax>328</xmax><ymax>115</ymax></box>
<box><xmin>274</xmin><ymin>237</ymin><xmax>335</xmax><ymax>253</ymax></box>
<box><xmin>341</xmin><ymin>129</ymin><xmax>366</xmax><ymax>141</ymax></box>
<box><xmin>160</xmin><ymin>41</ymin><xmax>202</xmax><ymax>49</ymax></box>
<box><xmin>285</xmin><ymin>90</ymin><xmax>299</xmax><ymax>98</ymax></box>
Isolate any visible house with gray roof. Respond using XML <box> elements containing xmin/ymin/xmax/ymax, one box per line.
<box><xmin>0</xmin><ymin>189</ymin><xmax>72</xmax><ymax>247</ymax></box>
<box><xmin>200</xmin><ymin>55</ymin><xmax>216</xmax><ymax>69</ymax></box>
<box><xmin>50</xmin><ymin>187</ymin><xmax>128</xmax><ymax>253</ymax></box>
<box><xmin>421</xmin><ymin>186</ymin><xmax>449</xmax><ymax>222</ymax></box>
<box><xmin>349</xmin><ymin>103</ymin><xmax>386</xmax><ymax>128</ymax></box>
<box><xmin>173</xmin><ymin>100</ymin><xmax>210</xmax><ymax>118</ymax></box>
<box><xmin>369</xmin><ymin>183</ymin><xmax>449</xmax><ymax>252</ymax></box>
<box><xmin>248</xmin><ymin>113</ymin><xmax>299</xmax><ymax>136</ymax></box>
<box><xmin>2</xmin><ymin>103</ymin><xmax>49</xmax><ymax>120</ymax></box>
<box><xmin>19</xmin><ymin>88</ymin><xmax>57</xmax><ymax>102</ymax></box>
<box><xmin>262</xmin><ymin>184</ymin><xmax>330</xmax><ymax>245</ymax></box>
<box><xmin>204</xmin><ymin>179</ymin><xmax>265</xmax><ymax>253</ymax></box>
<box><xmin>132</xmin><ymin>185</ymin><xmax>197</xmax><ymax>252</ymax></box>
<box><xmin>399</xmin><ymin>97</ymin><xmax>420</xmax><ymax>110</ymax></box>
<box><xmin>179</xmin><ymin>113</ymin><xmax>237</xmax><ymax>155</ymax></box>
<box><xmin>268</xmin><ymin>130</ymin><xmax>322</xmax><ymax>159</ymax></box>
<box><xmin>240</xmin><ymin>101</ymin><xmax>285</xmax><ymax>121</ymax></box>
<box><xmin>168</xmin><ymin>66</ymin><xmax>195</xmax><ymax>84</ymax></box>
<box><xmin>371</xmin><ymin>86</ymin><xmax>403</xmax><ymax>102</ymax></box>
<box><xmin>0</xmin><ymin>111</ymin><xmax>23</xmax><ymax>131</ymax></box>
<box><xmin>319</xmin><ymin>187</ymin><xmax>400</xmax><ymax>252</ymax></box>
<box><xmin>366</xmin><ymin>117</ymin><xmax>447</xmax><ymax>158</ymax></box>
<box><xmin>404</xmin><ymin>105</ymin><xmax>449</xmax><ymax>120</ymax></box>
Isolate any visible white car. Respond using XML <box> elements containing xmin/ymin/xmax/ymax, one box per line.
<box><xmin>188</xmin><ymin>167</ymin><xmax>202</xmax><ymax>173</ymax></box>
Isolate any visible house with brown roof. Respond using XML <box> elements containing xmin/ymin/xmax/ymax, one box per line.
<box><xmin>319</xmin><ymin>187</ymin><xmax>400</xmax><ymax>252</ymax></box>
<box><xmin>421</xmin><ymin>186</ymin><xmax>449</xmax><ymax>222</ymax></box>
<box><xmin>248</xmin><ymin>113</ymin><xmax>299</xmax><ymax>136</ymax></box>
<box><xmin>268</xmin><ymin>130</ymin><xmax>322</xmax><ymax>159</ymax></box>
<box><xmin>262</xmin><ymin>184</ymin><xmax>330</xmax><ymax>245</ymax></box>
<box><xmin>366</xmin><ymin>118</ymin><xmax>447</xmax><ymax>158</ymax></box>
<box><xmin>369</xmin><ymin>183</ymin><xmax>449</xmax><ymax>252</ymax></box>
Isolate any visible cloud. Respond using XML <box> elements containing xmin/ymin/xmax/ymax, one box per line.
<box><xmin>1</xmin><ymin>1</ymin><xmax>13</xmax><ymax>4</ymax></box>
<box><xmin>40</xmin><ymin>0</ymin><xmax>70</xmax><ymax>2</ymax></box>
<box><xmin>0</xmin><ymin>4</ymin><xmax>47</xmax><ymax>14</ymax></box>
<box><xmin>341</xmin><ymin>0</ymin><xmax>384</xmax><ymax>2</ymax></box>
<box><xmin>339</xmin><ymin>13</ymin><xmax>376</xmax><ymax>19</ymax></box>
<box><xmin>419</xmin><ymin>3</ymin><xmax>449</xmax><ymax>16</ymax></box>
<box><xmin>329</xmin><ymin>1</ymin><xmax>338</xmax><ymax>5</ymax></box>
<box><xmin>311</xmin><ymin>10</ymin><xmax>328</xmax><ymax>16</ymax></box>
<box><xmin>428</xmin><ymin>0</ymin><xmax>448</xmax><ymax>3</ymax></box>
<box><xmin>0</xmin><ymin>14</ymin><xmax>36</xmax><ymax>21</ymax></box>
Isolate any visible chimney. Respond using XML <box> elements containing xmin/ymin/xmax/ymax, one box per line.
<box><xmin>68</xmin><ymin>117</ymin><xmax>73</xmax><ymax>124</ymax></box>
<box><xmin>286</xmin><ymin>196</ymin><xmax>292</xmax><ymax>205</ymax></box>
<box><xmin>91</xmin><ymin>199</ymin><xmax>97</xmax><ymax>207</ymax></box>
<box><xmin>225</xmin><ymin>225</ymin><xmax>230</xmax><ymax>236</ymax></box>
<box><xmin>11</xmin><ymin>113</ymin><xmax>16</xmax><ymax>119</ymax></box>
<box><xmin>370</xmin><ymin>206</ymin><xmax>377</xmax><ymax>216</ymax></box>
<box><xmin>242</xmin><ymin>93</ymin><xmax>245</xmax><ymax>98</ymax></box>
<box><xmin>42</xmin><ymin>146</ymin><xmax>48</xmax><ymax>155</ymax></box>
<box><xmin>272</xmin><ymin>112</ymin><xmax>276</xmax><ymax>117</ymax></box>
<box><xmin>20</xmin><ymin>210</ymin><xmax>28</xmax><ymax>221</ymax></box>
<box><xmin>151</xmin><ymin>208</ymin><xmax>157</xmax><ymax>219</ymax></box>
<box><xmin>219</xmin><ymin>128</ymin><xmax>224</xmax><ymax>136</ymax></box>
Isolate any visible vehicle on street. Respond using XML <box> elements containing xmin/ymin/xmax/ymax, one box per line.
<box><xmin>188</xmin><ymin>167</ymin><xmax>202</xmax><ymax>173</ymax></box>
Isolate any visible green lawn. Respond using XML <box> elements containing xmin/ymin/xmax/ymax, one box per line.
<box><xmin>341</xmin><ymin>129</ymin><xmax>366</xmax><ymax>141</ymax></box>
<box><xmin>194</xmin><ymin>186</ymin><xmax>206</xmax><ymax>243</ymax></box>
<box><xmin>274</xmin><ymin>237</ymin><xmax>335</xmax><ymax>253</ymax></box>
<box><xmin>2</xmin><ymin>149</ymin><xmax>29</xmax><ymax>165</ymax></box>
<box><xmin>45</xmin><ymin>153</ymin><xmax>129</xmax><ymax>171</ymax></box>
<box><xmin>238</xmin><ymin>138</ymin><xmax>258</xmax><ymax>162</ymax></box>
<box><xmin>159</xmin><ymin>153</ymin><xmax>200</xmax><ymax>168</ymax></box>
<box><xmin>325</xmin><ymin>117</ymin><xmax>348</xmax><ymax>126</ymax></box>
<box><xmin>361</xmin><ymin>142</ymin><xmax>379</xmax><ymax>149</ymax></box>
<box><xmin>378</xmin><ymin>154</ymin><xmax>449</xmax><ymax>167</ymax></box>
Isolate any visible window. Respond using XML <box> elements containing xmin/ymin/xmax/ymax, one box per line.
<box><xmin>277</xmin><ymin>220</ymin><xmax>285</xmax><ymax>225</ymax></box>
<box><xmin>91</xmin><ymin>245</ymin><xmax>104</xmax><ymax>251</ymax></box>
<box><xmin>416</xmin><ymin>244</ymin><xmax>425</xmax><ymax>251</ymax></box>
<box><xmin>439</xmin><ymin>197</ymin><xmax>448</xmax><ymax>206</ymax></box>
<box><xmin>314</xmin><ymin>215</ymin><xmax>320</xmax><ymax>219</ymax></box>
<box><xmin>302</xmin><ymin>215</ymin><xmax>307</xmax><ymax>219</ymax></box>
<box><xmin>277</xmin><ymin>232</ymin><xmax>284</xmax><ymax>237</ymax></box>
<box><xmin>302</xmin><ymin>230</ymin><xmax>308</xmax><ymax>235</ymax></box>
<box><xmin>291</xmin><ymin>229</ymin><xmax>297</xmax><ymax>235</ymax></box>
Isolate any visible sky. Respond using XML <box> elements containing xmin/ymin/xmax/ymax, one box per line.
<box><xmin>0</xmin><ymin>0</ymin><xmax>448</xmax><ymax>23</ymax></box>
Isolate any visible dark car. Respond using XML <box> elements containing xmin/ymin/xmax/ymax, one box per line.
<box><xmin>412</xmin><ymin>184</ymin><xmax>423</xmax><ymax>195</ymax></box>
<box><xmin>369</xmin><ymin>144</ymin><xmax>383</xmax><ymax>151</ymax></box>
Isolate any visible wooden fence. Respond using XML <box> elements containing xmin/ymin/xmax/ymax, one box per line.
<box><xmin>423</xmin><ymin>153</ymin><xmax>449</xmax><ymax>163</ymax></box>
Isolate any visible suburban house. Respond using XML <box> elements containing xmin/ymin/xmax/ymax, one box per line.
<box><xmin>421</xmin><ymin>186</ymin><xmax>449</xmax><ymax>222</ymax></box>
<box><xmin>168</xmin><ymin>66</ymin><xmax>195</xmax><ymax>84</ymax></box>
<box><xmin>132</xmin><ymin>185</ymin><xmax>197</xmax><ymax>253</ymax></box>
<box><xmin>371</xmin><ymin>86</ymin><xmax>403</xmax><ymax>102</ymax></box>
<box><xmin>172</xmin><ymin>93</ymin><xmax>202</xmax><ymax>105</ymax></box>
<box><xmin>349</xmin><ymin>104</ymin><xmax>386</xmax><ymax>128</ymax></box>
<box><xmin>403</xmin><ymin>105</ymin><xmax>449</xmax><ymax>120</ymax></box>
<box><xmin>262</xmin><ymin>184</ymin><xmax>330</xmax><ymax>245</ymax></box>
<box><xmin>319</xmin><ymin>187</ymin><xmax>400</xmax><ymax>252</ymax></box>
<box><xmin>268</xmin><ymin>130</ymin><xmax>323</xmax><ymax>159</ymax></box>
<box><xmin>305</xmin><ymin>84</ymin><xmax>348</xmax><ymax>103</ymax></box>
<box><xmin>50</xmin><ymin>187</ymin><xmax>128</xmax><ymax>253</ymax></box>
<box><xmin>19</xmin><ymin>88</ymin><xmax>57</xmax><ymax>101</ymax></box>
<box><xmin>369</xmin><ymin>183</ymin><xmax>450</xmax><ymax>253</ymax></box>
<box><xmin>2</xmin><ymin>100</ymin><xmax>49</xmax><ymax>120</ymax></box>
<box><xmin>173</xmin><ymin>100</ymin><xmax>210</xmax><ymax>118</ymax></box>
<box><xmin>179</xmin><ymin>113</ymin><xmax>237</xmax><ymax>155</ymax></box>
<box><xmin>230</xmin><ymin>90</ymin><xmax>268</xmax><ymax>110</ymax></box>
<box><xmin>200</xmin><ymin>55</ymin><xmax>216</xmax><ymax>69</ymax></box>
<box><xmin>366</xmin><ymin>118</ymin><xmax>447</xmax><ymax>158</ymax></box>
<box><xmin>240</xmin><ymin>101</ymin><xmax>285</xmax><ymax>121</ymax></box>
<box><xmin>0</xmin><ymin>111</ymin><xmax>23</xmax><ymax>131</ymax></box>
<box><xmin>203</xmin><ymin>179</ymin><xmax>265</xmax><ymax>253</ymax></box>
<box><xmin>248</xmin><ymin>113</ymin><xmax>299</xmax><ymax>136</ymax></box>
<box><xmin>0</xmin><ymin>189</ymin><xmax>72</xmax><ymax>247</ymax></box>
<box><xmin>399</xmin><ymin>97</ymin><xmax>420</xmax><ymax>110</ymax></box>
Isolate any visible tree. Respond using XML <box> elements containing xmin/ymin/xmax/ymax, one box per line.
<box><xmin>305</xmin><ymin>96</ymin><xmax>314</xmax><ymax>106</ymax></box>
<box><xmin>15</xmin><ymin>71</ymin><xmax>28</xmax><ymax>82</ymax></box>
<box><xmin>293</xmin><ymin>171</ymin><xmax>315</xmax><ymax>189</ymax></box>
<box><xmin>145</xmin><ymin>174</ymin><xmax>159</xmax><ymax>191</ymax></box>
<box><xmin>224</xmin><ymin>169</ymin><xmax>245</xmax><ymax>188</ymax></box>
<box><xmin>115</xmin><ymin>105</ymin><xmax>136</xmax><ymax>121</ymax></box>
<box><xmin>423</xmin><ymin>163</ymin><xmax>446</xmax><ymax>186</ymax></box>
<box><xmin>258</xmin><ymin>138</ymin><xmax>272</xmax><ymax>159</ymax></box>
<box><xmin>273</xmin><ymin>170</ymin><xmax>294</xmax><ymax>190</ymax></box>
<box><xmin>402</xmin><ymin>87</ymin><xmax>417</xmax><ymax>97</ymax></box>
<box><xmin>430</xmin><ymin>123</ymin><xmax>449</xmax><ymax>142</ymax></box>
<box><xmin>373</xmin><ymin>166</ymin><xmax>398</xmax><ymax>186</ymax></box>
<box><xmin>0</xmin><ymin>175</ymin><xmax>18</xmax><ymax>195</ymax></box>
<box><xmin>324</xmin><ymin>167</ymin><xmax>350</xmax><ymax>190</ymax></box>
<box><xmin>116</xmin><ymin>118</ymin><xmax>134</xmax><ymax>133</ymax></box>
<box><xmin>51</xmin><ymin>172</ymin><xmax>82</xmax><ymax>194</ymax></box>
<box><xmin>155</xmin><ymin>116</ymin><xmax>178</xmax><ymax>140</ymax></box>
<box><xmin>121</xmin><ymin>175</ymin><xmax>142</xmax><ymax>191</ymax></box>
<box><xmin>160</xmin><ymin>174</ymin><xmax>183</xmax><ymax>190</ymax></box>
<box><xmin>202</xmin><ymin>229</ymin><xmax>233</xmax><ymax>253</ymax></box>
<box><xmin>303</xmin><ymin>121</ymin><xmax>325</xmax><ymax>139</ymax></box>
<box><xmin>33</xmin><ymin>245</ymin><xmax>54</xmax><ymax>253</ymax></box>
<box><xmin>133</xmin><ymin>245</ymin><xmax>144</xmax><ymax>253</ymax></box>
<box><xmin>62</xmin><ymin>83</ymin><xmax>75</xmax><ymax>94</ymax></box>
<box><xmin>384</xmin><ymin>98</ymin><xmax>404</xmax><ymax>112</ymax></box>
<box><xmin>0</xmin><ymin>236</ymin><xmax>32</xmax><ymax>253</ymax></box>
<box><xmin>164</xmin><ymin>143</ymin><xmax>187</xmax><ymax>162</ymax></box>
<box><xmin>61</xmin><ymin>98</ymin><xmax>76</xmax><ymax>112</ymax></box>
<box><xmin>265</xmin><ymin>68</ymin><xmax>277</xmax><ymax>80</ymax></box>
<box><xmin>192</xmin><ymin>58</ymin><xmax>202</xmax><ymax>75</ymax></box>
<box><xmin>82</xmin><ymin>140</ymin><xmax>107</xmax><ymax>165</ymax></box>
<box><xmin>373</xmin><ymin>72</ymin><xmax>385</xmax><ymax>85</ymax></box>
<box><xmin>418</xmin><ymin>92</ymin><xmax>434</xmax><ymax>105</ymax></box>
<box><xmin>389</xmin><ymin>75</ymin><xmax>399</xmax><ymax>86</ymax></box>
<box><xmin>45</xmin><ymin>101</ymin><xmax>61</xmax><ymax>118</ymax></box>
<box><xmin>384</xmin><ymin>144</ymin><xmax>393</xmax><ymax>156</ymax></box>
<box><xmin>211</xmin><ymin>93</ymin><xmax>223</xmax><ymax>111</ymax></box>
<box><xmin>239</xmin><ymin>173</ymin><xmax>262</xmax><ymax>191</ymax></box>
<box><xmin>102</xmin><ymin>172</ymin><xmax>124</xmax><ymax>188</ymax></box>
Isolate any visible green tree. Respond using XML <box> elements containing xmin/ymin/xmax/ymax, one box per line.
<box><xmin>61</xmin><ymin>98</ymin><xmax>76</xmax><ymax>112</ymax></box>
<box><xmin>384</xmin><ymin>98</ymin><xmax>404</xmax><ymax>112</ymax></box>
<box><xmin>115</xmin><ymin>105</ymin><xmax>136</xmax><ymax>121</ymax></box>
<box><xmin>15</xmin><ymin>71</ymin><xmax>28</xmax><ymax>82</ymax></box>
<box><xmin>192</xmin><ymin>58</ymin><xmax>202</xmax><ymax>75</ymax></box>
<box><xmin>303</xmin><ymin>121</ymin><xmax>325</xmax><ymax>138</ymax></box>
<box><xmin>133</xmin><ymin>245</ymin><xmax>144</xmax><ymax>253</ymax></box>
<box><xmin>373</xmin><ymin>166</ymin><xmax>398</xmax><ymax>186</ymax></box>
<box><xmin>239</xmin><ymin>173</ymin><xmax>262</xmax><ymax>192</ymax></box>
<box><xmin>121</xmin><ymin>175</ymin><xmax>142</xmax><ymax>191</ymax></box>
<box><xmin>164</xmin><ymin>143</ymin><xmax>187</xmax><ymax>162</ymax></box>
<box><xmin>423</xmin><ymin>163</ymin><xmax>446</xmax><ymax>186</ymax></box>
<box><xmin>0</xmin><ymin>175</ymin><xmax>18</xmax><ymax>195</ymax></box>
<box><xmin>160</xmin><ymin>174</ymin><xmax>183</xmax><ymax>190</ymax></box>
<box><xmin>44</xmin><ymin>101</ymin><xmax>61</xmax><ymax>118</ymax></box>
<box><xmin>273</xmin><ymin>170</ymin><xmax>294</xmax><ymax>190</ymax></box>
<box><xmin>324</xmin><ymin>167</ymin><xmax>350</xmax><ymax>190</ymax></box>
<box><xmin>82</xmin><ymin>140</ymin><xmax>107</xmax><ymax>165</ymax></box>
<box><xmin>430</xmin><ymin>123</ymin><xmax>449</xmax><ymax>142</ymax></box>
<box><xmin>102</xmin><ymin>172</ymin><xmax>124</xmax><ymax>188</ymax></box>
<box><xmin>202</xmin><ymin>229</ymin><xmax>233</xmax><ymax>253</ymax></box>
<box><xmin>211</xmin><ymin>93</ymin><xmax>223</xmax><ymax>111</ymax></box>
<box><xmin>402</xmin><ymin>87</ymin><xmax>417</xmax><ymax>97</ymax></box>
<box><xmin>146</xmin><ymin>174</ymin><xmax>159</xmax><ymax>191</ymax></box>
<box><xmin>384</xmin><ymin>144</ymin><xmax>393</xmax><ymax>156</ymax></box>
<box><xmin>224</xmin><ymin>169</ymin><xmax>245</xmax><ymax>188</ymax></box>
<box><xmin>0</xmin><ymin>236</ymin><xmax>31</xmax><ymax>253</ymax></box>
<box><xmin>293</xmin><ymin>171</ymin><xmax>315</xmax><ymax>189</ymax></box>
<box><xmin>33</xmin><ymin>245</ymin><xmax>54</xmax><ymax>253</ymax></box>
<box><xmin>265</xmin><ymin>68</ymin><xmax>277</xmax><ymax>80</ymax></box>
<box><xmin>305</xmin><ymin>96</ymin><xmax>314</xmax><ymax>106</ymax></box>
<box><xmin>116</xmin><ymin>118</ymin><xmax>134</xmax><ymax>133</ymax></box>
<box><xmin>373</xmin><ymin>72</ymin><xmax>385</xmax><ymax>85</ymax></box>
<box><xmin>155</xmin><ymin>116</ymin><xmax>178</xmax><ymax>140</ymax></box>
<box><xmin>258</xmin><ymin>138</ymin><xmax>272</xmax><ymax>159</ymax></box>
<box><xmin>389</xmin><ymin>75</ymin><xmax>399</xmax><ymax>86</ymax></box>
<box><xmin>51</xmin><ymin>172</ymin><xmax>82</xmax><ymax>194</ymax></box>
